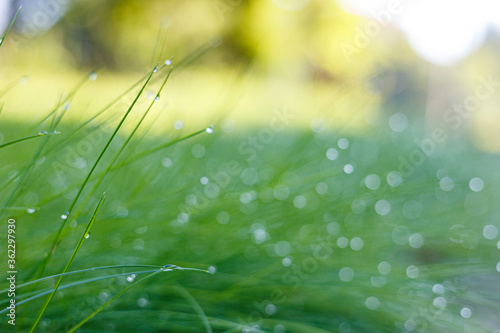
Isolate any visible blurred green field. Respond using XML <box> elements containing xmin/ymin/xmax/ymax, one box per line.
<box><xmin>2</xmin><ymin>1</ymin><xmax>500</xmax><ymax>332</ymax></box>
<box><xmin>1</xmin><ymin>66</ymin><xmax>500</xmax><ymax>332</ymax></box>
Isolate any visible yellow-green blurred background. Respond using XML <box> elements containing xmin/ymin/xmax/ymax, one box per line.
<box><xmin>2</xmin><ymin>0</ymin><xmax>498</xmax><ymax>149</ymax></box>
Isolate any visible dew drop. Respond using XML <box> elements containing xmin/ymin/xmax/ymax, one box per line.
<box><xmin>364</xmin><ymin>174</ymin><xmax>381</xmax><ymax>190</ymax></box>
<box><xmin>339</xmin><ymin>267</ymin><xmax>354</xmax><ymax>282</ymax></box>
<box><xmin>174</xmin><ymin>120</ymin><xmax>183</xmax><ymax>130</ymax></box>
<box><xmin>208</xmin><ymin>265</ymin><xmax>217</xmax><ymax>274</ymax></box>
<box><xmin>85</xmin><ymin>232</ymin><xmax>91</xmax><ymax>239</ymax></box>
<box><xmin>433</xmin><ymin>296</ymin><xmax>447</xmax><ymax>309</ymax></box>
<box><xmin>206</xmin><ymin>125</ymin><xmax>214</xmax><ymax>134</ymax></box>
<box><xmin>326</xmin><ymin>148</ymin><xmax>339</xmax><ymax>161</ymax></box>
<box><xmin>282</xmin><ymin>257</ymin><xmax>292</xmax><ymax>266</ymax></box>
<box><xmin>338</xmin><ymin>138</ymin><xmax>349</xmax><ymax>150</ymax></box>
<box><xmin>89</xmin><ymin>72</ymin><xmax>98</xmax><ymax>81</ymax></box>
<box><xmin>165</xmin><ymin>59</ymin><xmax>172</xmax><ymax>66</ymax></box>
<box><xmin>161</xmin><ymin>264</ymin><xmax>180</xmax><ymax>271</ymax></box>
<box><xmin>483</xmin><ymin>224</ymin><xmax>498</xmax><ymax>240</ymax></box>
<box><xmin>27</xmin><ymin>208</ymin><xmax>35</xmax><ymax>214</ymax></box>
<box><xmin>153</xmin><ymin>66</ymin><xmax>159</xmax><ymax>73</ymax></box>
<box><xmin>161</xmin><ymin>157</ymin><xmax>172</xmax><ymax>168</ymax></box>
<box><xmin>432</xmin><ymin>284</ymin><xmax>444</xmax><ymax>294</ymax></box>
<box><xmin>200</xmin><ymin>176</ymin><xmax>209</xmax><ymax>185</ymax></box>
<box><xmin>378</xmin><ymin>261</ymin><xmax>391</xmax><ymax>275</ymax></box>
<box><xmin>61</xmin><ymin>211</ymin><xmax>69</xmax><ymax>220</ymax></box>
<box><xmin>349</xmin><ymin>237</ymin><xmax>364</xmax><ymax>251</ymax></box>
<box><xmin>406</xmin><ymin>265</ymin><xmax>419</xmax><ymax>279</ymax></box>
<box><xmin>154</xmin><ymin>95</ymin><xmax>160</xmax><ymax>102</ymax></box>
<box><xmin>38</xmin><ymin>131</ymin><xmax>48</xmax><ymax>135</ymax></box>
<box><xmin>343</xmin><ymin>164</ymin><xmax>354</xmax><ymax>174</ymax></box>
<box><xmin>460</xmin><ymin>307</ymin><xmax>472</xmax><ymax>318</ymax></box>
<box><xmin>365</xmin><ymin>296</ymin><xmax>380</xmax><ymax>310</ymax></box>
<box><xmin>137</xmin><ymin>297</ymin><xmax>149</xmax><ymax>308</ymax></box>
<box><xmin>375</xmin><ymin>199</ymin><xmax>391</xmax><ymax>216</ymax></box>
<box><xmin>469</xmin><ymin>177</ymin><xmax>484</xmax><ymax>192</ymax></box>
<box><xmin>126</xmin><ymin>274</ymin><xmax>136</xmax><ymax>282</ymax></box>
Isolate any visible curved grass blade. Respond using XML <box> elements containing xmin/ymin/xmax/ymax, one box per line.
<box><xmin>66</xmin><ymin>270</ymin><xmax>163</xmax><ymax>333</ymax></box>
<box><xmin>0</xmin><ymin>265</ymin><xmax>164</xmax><ymax>294</ymax></box>
<box><xmin>0</xmin><ymin>131</ymin><xmax>59</xmax><ymax>150</ymax></box>
<box><xmin>0</xmin><ymin>6</ymin><xmax>22</xmax><ymax>48</ymax></box>
<box><xmin>172</xmin><ymin>281</ymin><xmax>213</xmax><ymax>333</ymax></box>
<box><xmin>0</xmin><ymin>269</ymin><xmax>160</xmax><ymax>313</ymax></box>
<box><xmin>67</xmin><ymin>266</ymin><xmax>209</xmax><ymax>332</ymax></box>
<box><xmin>29</xmin><ymin>193</ymin><xmax>106</xmax><ymax>332</ymax></box>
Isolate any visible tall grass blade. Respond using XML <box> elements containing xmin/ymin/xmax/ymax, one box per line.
<box><xmin>29</xmin><ymin>193</ymin><xmax>106</xmax><ymax>332</ymax></box>
<box><xmin>0</xmin><ymin>6</ymin><xmax>22</xmax><ymax>48</ymax></box>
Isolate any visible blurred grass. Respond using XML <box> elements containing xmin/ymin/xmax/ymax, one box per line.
<box><xmin>1</xmin><ymin>2</ymin><xmax>500</xmax><ymax>332</ymax></box>
<box><xmin>1</xmin><ymin>78</ymin><xmax>500</xmax><ymax>331</ymax></box>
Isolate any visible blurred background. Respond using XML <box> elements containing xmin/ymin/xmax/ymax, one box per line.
<box><xmin>1</xmin><ymin>0</ymin><xmax>500</xmax><ymax>332</ymax></box>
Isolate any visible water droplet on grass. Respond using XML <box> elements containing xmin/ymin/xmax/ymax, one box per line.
<box><xmin>339</xmin><ymin>267</ymin><xmax>354</xmax><ymax>282</ymax></box>
<box><xmin>207</xmin><ymin>265</ymin><xmax>217</xmax><ymax>274</ymax></box>
<box><xmin>85</xmin><ymin>232</ymin><xmax>91</xmax><ymax>239</ymax></box>
<box><xmin>153</xmin><ymin>66</ymin><xmax>159</xmax><ymax>73</ymax></box>
<box><xmin>89</xmin><ymin>72</ymin><xmax>97</xmax><ymax>81</ymax></box>
<box><xmin>174</xmin><ymin>120</ymin><xmax>183</xmax><ymax>130</ymax></box>
<box><xmin>27</xmin><ymin>208</ymin><xmax>35</xmax><ymax>214</ymax></box>
<box><xmin>460</xmin><ymin>307</ymin><xmax>472</xmax><ymax>318</ymax></box>
<box><xmin>409</xmin><ymin>233</ymin><xmax>424</xmax><ymax>248</ymax></box>
<box><xmin>154</xmin><ymin>95</ymin><xmax>160</xmax><ymax>102</ymax></box>
<box><xmin>406</xmin><ymin>265</ymin><xmax>419</xmax><ymax>278</ymax></box>
<box><xmin>165</xmin><ymin>59</ymin><xmax>172</xmax><ymax>65</ymax></box>
<box><xmin>343</xmin><ymin>164</ymin><xmax>354</xmax><ymax>174</ymax></box>
<box><xmin>161</xmin><ymin>264</ymin><xmax>180</xmax><ymax>271</ymax></box>
<box><xmin>326</xmin><ymin>148</ymin><xmax>338</xmax><ymax>160</ymax></box>
<box><xmin>387</xmin><ymin>171</ymin><xmax>403</xmax><ymax>187</ymax></box>
<box><xmin>365</xmin><ymin>296</ymin><xmax>380</xmax><ymax>310</ymax></box>
<box><xmin>378</xmin><ymin>261</ymin><xmax>391</xmax><ymax>275</ymax></box>
<box><xmin>206</xmin><ymin>125</ymin><xmax>214</xmax><ymax>134</ymax></box>
<box><xmin>433</xmin><ymin>296</ymin><xmax>447</xmax><ymax>309</ymax></box>
<box><xmin>483</xmin><ymin>224</ymin><xmax>498</xmax><ymax>240</ymax></box>
<box><xmin>364</xmin><ymin>174</ymin><xmax>381</xmax><ymax>190</ymax></box>
<box><xmin>375</xmin><ymin>200</ymin><xmax>391</xmax><ymax>215</ymax></box>
<box><xmin>338</xmin><ymin>138</ymin><xmax>349</xmax><ymax>149</ymax></box>
<box><xmin>126</xmin><ymin>274</ymin><xmax>136</xmax><ymax>282</ymax></box>
<box><xmin>38</xmin><ymin>131</ymin><xmax>48</xmax><ymax>135</ymax></box>
<box><xmin>162</xmin><ymin>157</ymin><xmax>172</xmax><ymax>168</ymax></box>
<box><xmin>432</xmin><ymin>284</ymin><xmax>444</xmax><ymax>294</ymax></box>
<box><xmin>61</xmin><ymin>211</ymin><xmax>69</xmax><ymax>220</ymax></box>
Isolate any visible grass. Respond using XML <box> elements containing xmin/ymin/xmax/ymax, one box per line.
<box><xmin>1</xmin><ymin>7</ymin><xmax>500</xmax><ymax>333</ymax></box>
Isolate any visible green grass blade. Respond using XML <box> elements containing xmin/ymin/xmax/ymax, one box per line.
<box><xmin>68</xmin><ymin>66</ymin><xmax>174</xmax><ymax>221</ymax></box>
<box><xmin>113</xmin><ymin>127</ymin><xmax>208</xmax><ymax>171</ymax></box>
<box><xmin>0</xmin><ymin>270</ymin><xmax>160</xmax><ymax>313</ymax></box>
<box><xmin>0</xmin><ymin>6</ymin><xmax>22</xmax><ymax>48</ymax></box>
<box><xmin>29</xmin><ymin>193</ymin><xmax>106</xmax><ymax>333</ymax></box>
<box><xmin>66</xmin><ymin>270</ymin><xmax>163</xmax><ymax>333</ymax></box>
<box><xmin>35</xmin><ymin>66</ymin><xmax>157</xmax><ymax>279</ymax></box>
<box><xmin>173</xmin><ymin>281</ymin><xmax>213</xmax><ymax>333</ymax></box>
<box><xmin>0</xmin><ymin>131</ymin><xmax>59</xmax><ymax>150</ymax></box>
<box><xmin>0</xmin><ymin>265</ymin><xmax>164</xmax><ymax>293</ymax></box>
